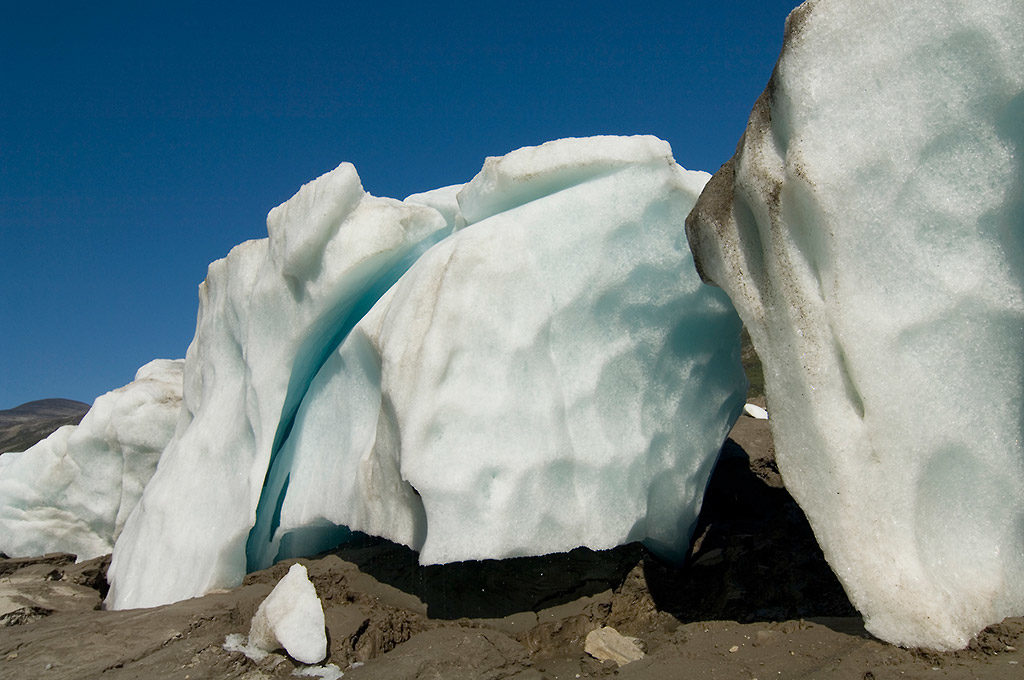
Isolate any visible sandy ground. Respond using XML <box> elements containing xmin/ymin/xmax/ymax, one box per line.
<box><xmin>2</xmin><ymin>413</ymin><xmax>1022</xmax><ymax>680</ymax></box>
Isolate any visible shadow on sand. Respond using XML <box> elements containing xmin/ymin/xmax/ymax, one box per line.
<box><xmin>311</xmin><ymin>430</ymin><xmax>859</xmax><ymax>630</ymax></box>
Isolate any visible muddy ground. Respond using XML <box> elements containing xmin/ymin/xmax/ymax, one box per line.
<box><xmin>2</xmin><ymin>412</ymin><xmax>1021</xmax><ymax>680</ymax></box>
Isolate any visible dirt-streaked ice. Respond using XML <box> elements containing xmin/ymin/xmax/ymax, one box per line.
<box><xmin>686</xmin><ymin>0</ymin><xmax>1024</xmax><ymax>650</ymax></box>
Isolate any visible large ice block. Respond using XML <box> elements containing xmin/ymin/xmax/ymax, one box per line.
<box><xmin>686</xmin><ymin>0</ymin><xmax>1024</xmax><ymax>650</ymax></box>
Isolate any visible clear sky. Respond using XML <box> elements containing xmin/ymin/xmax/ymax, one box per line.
<box><xmin>1</xmin><ymin>0</ymin><xmax>803</xmax><ymax>408</ymax></box>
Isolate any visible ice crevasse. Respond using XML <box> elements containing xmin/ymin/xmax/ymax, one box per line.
<box><xmin>686</xmin><ymin>0</ymin><xmax>1024</xmax><ymax>650</ymax></box>
<box><xmin>106</xmin><ymin>136</ymin><xmax>748</xmax><ymax>610</ymax></box>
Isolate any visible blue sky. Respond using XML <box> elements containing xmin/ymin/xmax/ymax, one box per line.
<box><xmin>1</xmin><ymin>1</ymin><xmax>802</xmax><ymax>408</ymax></box>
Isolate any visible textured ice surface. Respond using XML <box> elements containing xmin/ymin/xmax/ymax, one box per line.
<box><xmin>261</xmin><ymin>136</ymin><xmax>746</xmax><ymax>568</ymax></box>
<box><xmin>0</xmin><ymin>360</ymin><xmax>183</xmax><ymax>560</ymax></box>
<box><xmin>108</xmin><ymin>136</ymin><xmax>746</xmax><ymax>610</ymax></box>
<box><xmin>686</xmin><ymin>0</ymin><xmax>1024</xmax><ymax>650</ymax></box>
<box><xmin>248</xmin><ymin>563</ymin><xmax>327</xmax><ymax>665</ymax></box>
<box><xmin>107</xmin><ymin>164</ymin><xmax>451</xmax><ymax>609</ymax></box>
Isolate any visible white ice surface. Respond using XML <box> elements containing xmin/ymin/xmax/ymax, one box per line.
<box><xmin>0</xmin><ymin>360</ymin><xmax>183</xmax><ymax>560</ymax></box>
<box><xmin>260</xmin><ymin>136</ymin><xmax>746</xmax><ymax>567</ymax></box>
<box><xmin>108</xmin><ymin>136</ymin><xmax>746</xmax><ymax>610</ymax></box>
<box><xmin>106</xmin><ymin>164</ymin><xmax>450</xmax><ymax>610</ymax></box>
<box><xmin>685</xmin><ymin>0</ymin><xmax>1024</xmax><ymax>650</ymax></box>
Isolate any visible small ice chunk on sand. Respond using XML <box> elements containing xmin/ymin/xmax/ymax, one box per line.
<box><xmin>247</xmin><ymin>563</ymin><xmax>327</xmax><ymax>664</ymax></box>
<box><xmin>743</xmin><ymin>403</ymin><xmax>768</xmax><ymax>420</ymax></box>
<box><xmin>292</xmin><ymin>663</ymin><xmax>343</xmax><ymax>680</ymax></box>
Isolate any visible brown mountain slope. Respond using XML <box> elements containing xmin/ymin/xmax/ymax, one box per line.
<box><xmin>0</xmin><ymin>398</ymin><xmax>90</xmax><ymax>455</ymax></box>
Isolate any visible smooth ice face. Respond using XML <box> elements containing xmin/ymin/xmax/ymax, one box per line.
<box><xmin>106</xmin><ymin>164</ymin><xmax>451</xmax><ymax>610</ymax></box>
<box><xmin>0</xmin><ymin>360</ymin><xmax>183</xmax><ymax>560</ymax></box>
<box><xmin>247</xmin><ymin>563</ymin><xmax>327</xmax><ymax>665</ymax></box>
<box><xmin>686</xmin><ymin>0</ymin><xmax>1024</xmax><ymax>650</ymax></box>
<box><xmin>259</xmin><ymin>136</ymin><xmax>747</xmax><ymax>568</ymax></box>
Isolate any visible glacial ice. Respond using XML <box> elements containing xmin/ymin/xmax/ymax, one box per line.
<box><xmin>247</xmin><ymin>563</ymin><xmax>327</xmax><ymax>665</ymax></box>
<box><xmin>686</xmin><ymin>0</ymin><xmax>1024</xmax><ymax>649</ymax></box>
<box><xmin>107</xmin><ymin>163</ymin><xmax>451</xmax><ymax>609</ymax></box>
<box><xmin>0</xmin><ymin>360</ymin><xmax>183</xmax><ymax>560</ymax></box>
<box><xmin>259</xmin><ymin>136</ymin><xmax>746</xmax><ymax>568</ymax></box>
<box><xmin>107</xmin><ymin>135</ymin><xmax>747</xmax><ymax>610</ymax></box>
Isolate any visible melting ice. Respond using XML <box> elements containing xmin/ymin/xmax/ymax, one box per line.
<box><xmin>105</xmin><ymin>136</ymin><xmax>747</xmax><ymax>610</ymax></box>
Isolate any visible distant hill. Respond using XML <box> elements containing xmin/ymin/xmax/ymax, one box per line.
<box><xmin>0</xmin><ymin>399</ymin><xmax>91</xmax><ymax>455</ymax></box>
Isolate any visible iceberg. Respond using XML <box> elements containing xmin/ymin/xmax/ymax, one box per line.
<box><xmin>685</xmin><ymin>0</ymin><xmax>1024</xmax><ymax>649</ymax></box>
<box><xmin>0</xmin><ymin>359</ymin><xmax>183</xmax><ymax>560</ymax></box>
<box><xmin>108</xmin><ymin>136</ymin><xmax>747</xmax><ymax>610</ymax></box>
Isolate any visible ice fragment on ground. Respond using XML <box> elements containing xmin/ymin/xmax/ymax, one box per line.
<box><xmin>743</xmin><ymin>403</ymin><xmax>768</xmax><ymax>420</ymax></box>
<box><xmin>292</xmin><ymin>663</ymin><xmax>343</xmax><ymax>680</ymax></box>
<box><xmin>404</xmin><ymin>183</ymin><xmax>466</xmax><ymax>232</ymax></box>
<box><xmin>247</xmin><ymin>563</ymin><xmax>327</xmax><ymax>665</ymax></box>
<box><xmin>222</xmin><ymin>633</ymin><xmax>263</xmax><ymax>662</ymax></box>
<box><xmin>685</xmin><ymin>0</ymin><xmax>1024</xmax><ymax>650</ymax></box>
<box><xmin>0</xmin><ymin>360</ymin><xmax>183</xmax><ymax>560</ymax></box>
